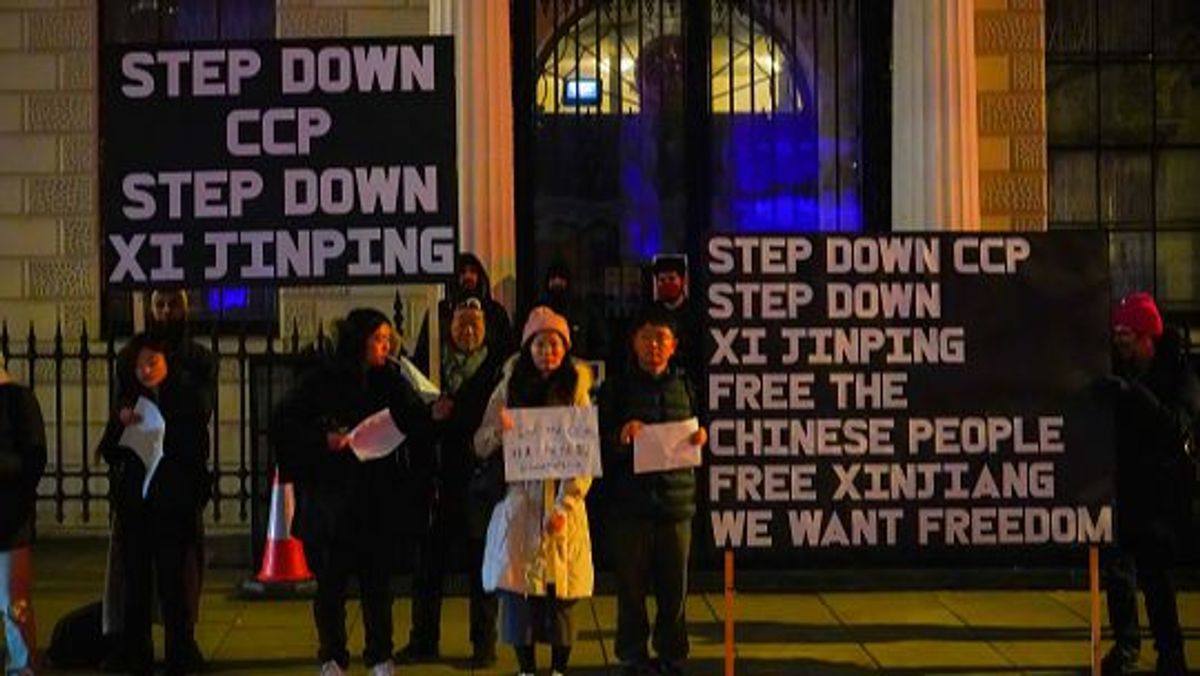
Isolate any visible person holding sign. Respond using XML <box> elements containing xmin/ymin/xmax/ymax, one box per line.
<box><xmin>599</xmin><ymin>306</ymin><xmax>706</xmax><ymax>676</ymax></box>
<box><xmin>98</xmin><ymin>332</ymin><xmax>213</xmax><ymax>676</ymax></box>
<box><xmin>1101</xmin><ymin>293</ymin><xmax>1198</xmax><ymax>676</ymax></box>
<box><xmin>272</xmin><ymin>309</ymin><xmax>445</xmax><ymax>676</ymax></box>
<box><xmin>474</xmin><ymin>307</ymin><xmax>595</xmax><ymax>676</ymax></box>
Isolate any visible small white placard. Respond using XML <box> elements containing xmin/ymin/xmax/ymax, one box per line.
<box><xmin>117</xmin><ymin>396</ymin><xmax>166</xmax><ymax>498</ymax></box>
<box><xmin>502</xmin><ymin>406</ymin><xmax>602</xmax><ymax>481</ymax></box>
<box><xmin>348</xmin><ymin>408</ymin><xmax>406</xmax><ymax>461</ymax></box>
<box><xmin>633</xmin><ymin>417</ymin><xmax>702</xmax><ymax>474</ymax></box>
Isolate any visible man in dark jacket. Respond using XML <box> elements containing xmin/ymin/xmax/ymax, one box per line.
<box><xmin>273</xmin><ymin>308</ymin><xmax>442</xmax><ymax>676</ymax></box>
<box><xmin>1102</xmin><ymin>292</ymin><xmax>1199</xmax><ymax>676</ymax></box>
<box><xmin>600</xmin><ymin>306</ymin><xmax>707</xmax><ymax>676</ymax></box>
<box><xmin>399</xmin><ymin>292</ymin><xmax>507</xmax><ymax>667</ymax></box>
<box><xmin>535</xmin><ymin>262</ymin><xmax>609</xmax><ymax>363</ymax></box>
<box><xmin>0</xmin><ymin>352</ymin><xmax>47</xmax><ymax>676</ymax></box>
<box><xmin>414</xmin><ymin>253</ymin><xmax>515</xmax><ymax>377</ymax></box>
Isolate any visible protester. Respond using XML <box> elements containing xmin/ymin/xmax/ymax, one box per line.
<box><xmin>1101</xmin><ymin>292</ymin><xmax>1199</xmax><ymax>676</ymax></box>
<box><xmin>474</xmin><ymin>307</ymin><xmax>595</xmax><ymax>676</ymax></box>
<box><xmin>398</xmin><ymin>292</ymin><xmax>507</xmax><ymax>668</ymax></box>
<box><xmin>98</xmin><ymin>332</ymin><xmax>213</xmax><ymax>676</ymax></box>
<box><xmin>105</xmin><ymin>290</ymin><xmax>214</xmax><ymax>673</ymax></box>
<box><xmin>649</xmin><ymin>256</ymin><xmax>702</xmax><ymax>385</ymax></box>
<box><xmin>534</xmin><ymin>261</ymin><xmax>609</xmax><ymax>363</ymax></box>
<box><xmin>273</xmin><ymin>309</ymin><xmax>444</xmax><ymax>676</ymax></box>
<box><xmin>600</xmin><ymin>306</ymin><xmax>705</xmax><ymax>676</ymax></box>
<box><xmin>0</xmin><ymin>352</ymin><xmax>47</xmax><ymax>676</ymax></box>
<box><xmin>414</xmin><ymin>253</ymin><xmax>516</xmax><ymax>376</ymax></box>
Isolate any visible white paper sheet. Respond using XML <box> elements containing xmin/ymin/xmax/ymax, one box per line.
<box><xmin>633</xmin><ymin>417</ymin><xmax>702</xmax><ymax>474</ymax></box>
<box><xmin>502</xmin><ymin>406</ymin><xmax>602</xmax><ymax>481</ymax></box>
<box><xmin>117</xmin><ymin>396</ymin><xmax>166</xmax><ymax>497</ymax></box>
<box><xmin>348</xmin><ymin>408</ymin><xmax>406</xmax><ymax>460</ymax></box>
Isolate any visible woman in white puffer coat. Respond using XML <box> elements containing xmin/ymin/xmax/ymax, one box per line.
<box><xmin>474</xmin><ymin>306</ymin><xmax>594</xmax><ymax>676</ymax></box>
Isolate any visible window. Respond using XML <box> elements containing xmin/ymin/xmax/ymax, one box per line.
<box><xmin>1047</xmin><ymin>0</ymin><xmax>1200</xmax><ymax>316</ymax></box>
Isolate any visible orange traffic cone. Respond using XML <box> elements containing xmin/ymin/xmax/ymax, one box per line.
<box><xmin>242</xmin><ymin>470</ymin><xmax>315</xmax><ymax>596</ymax></box>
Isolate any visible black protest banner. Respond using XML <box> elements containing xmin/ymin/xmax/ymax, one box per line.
<box><xmin>100</xmin><ymin>38</ymin><xmax>457</xmax><ymax>288</ymax></box>
<box><xmin>702</xmin><ymin>233</ymin><xmax>1113</xmax><ymax>566</ymax></box>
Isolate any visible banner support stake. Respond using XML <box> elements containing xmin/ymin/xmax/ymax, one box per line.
<box><xmin>724</xmin><ymin>548</ymin><xmax>735</xmax><ymax>676</ymax></box>
<box><xmin>1089</xmin><ymin>544</ymin><xmax>1101</xmax><ymax>675</ymax></box>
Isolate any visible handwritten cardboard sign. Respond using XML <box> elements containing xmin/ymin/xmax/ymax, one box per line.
<box><xmin>503</xmin><ymin>405</ymin><xmax>602</xmax><ymax>481</ymax></box>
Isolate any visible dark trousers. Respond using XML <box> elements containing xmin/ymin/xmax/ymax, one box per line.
<box><xmin>609</xmin><ymin>517</ymin><xmax>692</xmax><ymax>664</ymax></box>
<box><xmin>1105</xmin><ymin>547</ymin><xmax>1184</xmax><ymax>655</ymax></box>
<box><xmin>120</xmin><ymin>503</ymin><xmax>201</xmax><ymax>674</ymax></box>
<box><xmin>410</xmin><ymin>498</ymin><xmax>498</xmax><ymax>651</ymax></box>
<box><xmin>304</xmin><ymin>534</ymin><xmax>394</xmax><ymax>668</ymax></box>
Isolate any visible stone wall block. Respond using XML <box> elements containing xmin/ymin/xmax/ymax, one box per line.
<box><xmin>277</xmin><ymin>9</ymin><xmax>344</xmax><ymax>37</ymax></box>
<box><xmin>0</xmin><ymin>136</ymin><xmax>57</xmax><ymax>172</ymax></box>
<box><xmin>27</xmin><ymin>10</ymin><xmax>92</xmax><ymax>50</ymax></box>
<box><xmin>1011</xmin><ymin>213</ymin><xmax>1047</xmax><ymax>231</ymax></box>
<box><xmin>60</xmin><ymin>133</ymin><xmax>94</xmax><ymax>173</ymax></box>
<box><xmin>981</xmin><ymin>172</ymin><xmax>1046</xmax><ymax>213</ymax></box>
<box><xmin>27</xmin><ymin>175</ymin><xmax>92</xmax><ymax>213</ymax></box>
<box><xmin>1012</xmin><ymin>135</ymin><xmax>1045</xmax><ymax>171</ymax></box>
<box><xmin>28</xmin><ymin>93</ymin><xmax>93</xmax><ymax>131</ymax></box>
<box><xmin>976</xmin><ymin>12</ymin><xmax>1041</xmax><ymax>54</ymax></box>
<box><xmin>29</xmin><ymin>257</ymin><xmax>94</xmax><ymax>298</ymax></box>
<box><xmin>0</xmin><ymin>54</ymin><xmax>56</xmax><ymax>90</ymax></box>
<box><xmin>59</xmin><ymin>52</ymin><xmax>93</xmax><ymax>90</ymax></box>
<box><xmin>1010</xmin><ymin>53</ymin><xmax>1044</xmax><ymax>91</ymax></box>
<box><xmin>62</xmin><ymin>215</ymin><xmax>94</xmax><ymax>255</ymax></box>
<box><xmin>979</xmin><ymin>93</ymin><xmax>1044</xmax><ymax>134</ymax></box>
<box><xmin>0</xmin><ymin>94</ymin><xmax>21</xmax><ymax>131</ymax></box>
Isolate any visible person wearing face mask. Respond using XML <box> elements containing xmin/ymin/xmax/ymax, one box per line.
<box><xmin>534</xmin><ymin>262</ymin><xmax>609</xmax><ymax>363</ymax></box>
<box><xmin>649</xmin><ymin>257</ymin><xmax>702</xmax><ymax>390</ymax></box>
<box><xmin>272</xmin><ymin>309</ymin><xmax>447</xmax><ymax>676</ymax></box>
<box><xmin>474</xmin><ymin>307</ymin><xmax>595</xmax><ymax>676</ymax></box>
<box><xmin>1100</xmin><ymin>292</ymin><xmax>1199</xmax><ymax>676</ymax></box>
<box><xmin>98</xmin><ymin>332</ymin><xmax>213</xmax><ymax>676</ymax></box>
<box><xmin>398</xmin><ymin>292</ymin><xmax>507</xmax><ymax>668</ymax></box>
<box><xmin>413</xmin><ymin>253</ymin><xmax>516</xmax><ymax>377</ymax></box>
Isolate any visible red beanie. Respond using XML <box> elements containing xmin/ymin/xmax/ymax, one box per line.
<box><xmin>1112</xmin><ymin>292</ymin><xmax>1163</xmax><ymax>338</ymax></box>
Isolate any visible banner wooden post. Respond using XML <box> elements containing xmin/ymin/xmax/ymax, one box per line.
<box><xmin>1089</xmin><ymin>545</ymin><xmax>1101</xmax><ymax>675</ymax></box>
<box><xmin>724</xmin><ymin>548</ymin><xmax>735</xmax><ymax>676</ymax></box>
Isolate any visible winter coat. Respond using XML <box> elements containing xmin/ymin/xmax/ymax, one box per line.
<box><xmin>475</xmin><ymin>357</ymin><xmax>594</xmax><ymax>599</ymax></box>
<box><xmin>1112</xmin><ymin>327</ymin><xmax>1200</xmax><ymax>555</ymax></box>
<box><xmin>0</xmin><ymin>377</ymin><xmax>47</xmax><ymax>550</ymax></box>
<box><xmin>272</xmin><ymin>358</ymin><xmax>434</xmax><ymax>546</ymax></box>
<box><xmin>600</xmin><ymin>364</ymin><xmax>699</xmax><ymax>522</ymax></box>
<box><xmin>414</xmin><ymin>253</ymin><xmax>516</xmax><ymax>375</ymax></box>
<box><xmin>98</xmin><ymin>367</ymin><xmax>214</xmax><ymax>519</ymax></box>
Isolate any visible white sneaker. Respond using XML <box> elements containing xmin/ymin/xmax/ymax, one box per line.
<box><xmin>368</xmin><ymin>660</ymin><xmax>395</xmax><ymax>676</ymax></box>
<box><xmin>319</xmin><ymin>660</ymin><xmax>346</xmax><ymax>676</ymax></box>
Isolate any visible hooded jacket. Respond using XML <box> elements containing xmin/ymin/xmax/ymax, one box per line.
<box><xmin>474</xmin><ymin>356</ymin><xmax>595</xmax><ymax>599</ymax></box>
<box><xmin>414</xmin><ymin>253</ymin><xmax>516</xmax><ymax>375</ymax></box>
<box><xmin>0</xmin><ymin>367</ymin><xmax>47</xmax><ymax>550</ymax></box>
<box><xmin>1112</xmin><ymin>326</ymin><xmax>1200</xmax><ymax>553</ymax></box>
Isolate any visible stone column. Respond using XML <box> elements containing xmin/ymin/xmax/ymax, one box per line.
<box><xmin>892</xmin><ymin>0</ymin><xmax>981</xmax><ymax>231</ymax></box>
<box><xmin>430</xmin><ymin>0</ymin><xmax>517</xmax><ymax>312</ymax></box>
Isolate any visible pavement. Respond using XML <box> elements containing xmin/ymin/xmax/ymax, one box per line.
<box><xmin>16</xmin><ymin>539</ymin><xmax>1200</xmax><ymax>675</ymax></box>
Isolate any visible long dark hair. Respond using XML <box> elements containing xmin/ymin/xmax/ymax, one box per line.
<box><xmin>334</xmin><ymin>308</ymin><xmax>391</xmax><ymax>368</ymax></box>
<box><xmin>506</xmin><ymin>335</ymin><xmax>578</xmax><ymax>407</ymax></box>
